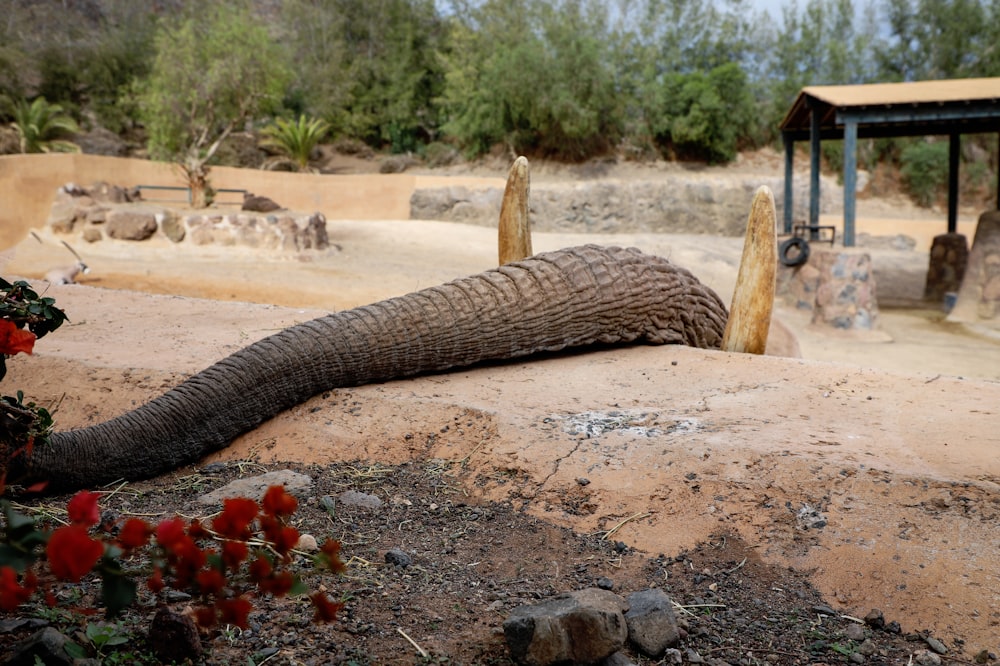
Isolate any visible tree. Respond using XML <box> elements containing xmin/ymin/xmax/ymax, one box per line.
<box><xmin>10</xmin><ymin>97</ymin><xmax>80</xmax><ymax>154</ymax></box>
<box><xmin>260</xmin><ymin>115</ymin><xmax>330</xmax><ymax>172</ymax></box>
<box><xmin>440</xmin><ymin>0</ymin><xmax>620</xmax><ymax>160</ymax></box>
<box><xmin>138</xmin><ymin>3</ymin><xmax>290</xmax><ymax>207</ymax></box>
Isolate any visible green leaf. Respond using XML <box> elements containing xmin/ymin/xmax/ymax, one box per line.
<box><xmin>63</xmin><ymin>642</ymin><xmax>87</xmax><ymax>659</ymax></box>
<box><xmin>101</xmin><ymin>566</ymin><xmax>138</xmax><ymax>618</ymax></box>
<box><xmin>288</xmin><ymin>574</ymin><xmax>309</xmax><ymax>597</ymax></box>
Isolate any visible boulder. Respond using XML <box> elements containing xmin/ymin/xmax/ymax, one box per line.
<box><xmin>625</xmin><ymin>589</ymin><xmax>681</xmax><ymax>657</ymax></box>
<box><xmin>503</xmin><ymin>588</ymin><xmax>628</xmax><ymax>665</ymax></box>
<box><xmin>106</xmin><ymin>209</ymin><xmax>158</xmax><ymax>241</ymax></box>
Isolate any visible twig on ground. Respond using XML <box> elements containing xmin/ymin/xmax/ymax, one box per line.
<box><xmin>397</xmin><ymin>627</ymin><xmax>429</xmax><ymax>658</ymax></box>
<box><xmin>601</xmin><ymin>511</ymin><xmax>651</xmax><ymax>540</ymax></box>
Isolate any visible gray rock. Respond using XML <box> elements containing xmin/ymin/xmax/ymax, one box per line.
<box><xmin>503</xmin><ymin>588</ymin><xmax>628</xmax><ymax>665</ymax></box>
<box><xmin>385</xmin><ymin>548</ymin><xmax>413</xmax><ymax>567</ymax></box>
<box><xmin>158</xmin><ymin>211</ymin><xmax>185</xmax><ymax>243</ymax></box>
<box><xmin>914</xmin><ymin>650</ymin><xmax>942</xmax><ymax>666</ymax></box>
<box><xmin>625</xmin><ymin>588</ymin><xmax>680</xmax><ymax>657</ymax></box>
<box><xmin>845</xmin><ymin>622</ymin><xmax>866</xmax><ymax>641</ymax></box>
<box><xmin>242</xmin><ymin>192</ymin><xmax>282</xmax><ymax>212</ymax></box>
<box><xmin>106</xmin><ymin>209</ymin><xmax>158</xmax><ymax>241</ymax></box>
<box><xmin>410</xmin><ymin>174</ymin><xmax>838</xmax><ymax>237</ymax></box>
<box><xmin>5</xmin><ymin>627</ymin><xmax>79</xmax><ymax>665</ymax></box>
<box><xmin>338</xmin><ymin>490</ymin><xmax>384</xmax><ymax>509</ymax></box>
<box><xmin>196</xmin><ymin>470</ymin><xmax>314</xmax><ymax>505</ymax></box>
<box><xmin>600</xmin><ymin>652</ymin><xmax>638</xmax><ymax>666</ymax></box>
<box><xmin>924</xmin><ymin>636</ymin><xmax>949</xmax><ymax>655</ymax></box>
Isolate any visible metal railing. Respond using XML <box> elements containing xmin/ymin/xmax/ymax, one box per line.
<box><xmin>136</xmin><ymin>185</ymin><xmax>247</xmax><ymax>207</ymax></box>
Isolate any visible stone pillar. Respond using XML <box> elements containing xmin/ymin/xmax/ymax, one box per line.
<box><xmin>810</xmin><ymin>248</ymin><xmax>880</xmax><ymax>331</ymax></box>
<box><xmin>947</xmin><ymin>210</ymin><xmax>1000</xmax><ymax>326</ymax></box>
<box><xmin>923</xmin><ymin>233</ymin><xmax>968</xmax><ymax>305</ymax></box>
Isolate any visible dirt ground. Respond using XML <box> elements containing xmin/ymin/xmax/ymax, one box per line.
<box><xmin>1</xmin><ymin>154</ymin><xmax>999</xmax><ymax>663</ymax></box>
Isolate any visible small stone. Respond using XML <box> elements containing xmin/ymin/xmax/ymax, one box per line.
<box><xmin>577</xmin><ymin>477</ymin><xmax>591</xmax><ymax>486</ymax></box>
<box><xmin>197</xmin><ymin>470</ymin><xmax>313</xmax><ymax>506</ymax></box>
<box><xmin>845</xmin><ymin>623</ymin><xmax>866</xmax><ymax>641</ymax></box>
<box><xmin>885</xmin><ymin>620</ymin><xmax>902</xmax><ymax>634</ymax></box>
<box><xmin>601</xmin><ymin>652</ymin><xmax>638</xmax><ymax>666</ymax></box>
<box><xmin>663</xmin><ymin>648</ymin><xmax>683</xmax><ymax>665</ymax></box>
<box><xmin>812</xmin><ymin>604</ymin><xmax>837</xmax><ymax>616</ymax></box>
<box><xmin>850</xmin><ymin>652</ymin><xmax>866</xmax><ymax>664</ymax></box>
<box><xmin>973</xmin><ymin>649</ymin><xmax>992</xmax><ymax>664</ymax></box>
<box><xmin>338</xmin><ymin>489</ymin><xmax>384</xmax><ymax>509</ymax></box>
<box><xmin>914</xmin><ymin>650</ymin><xmax>942</xmax><ymax>666</ymax></box>
<box><xmin>385</xmin><ymin>548</ymin><xmax>413</xmax><ymax>567</ymax></box>
<box><xmin>863</xmin><ymin>609</ymin><xmax>884</xmax><ymax>629</ymax></box>
<box><xmin>924</xmin><ymin>636</ymin><xmax>949</xmax><ymax>655</ymax></box>
<box><xmin>857</xmin><ymin>639</ymin><xmax>878</xmax><ymax>656</ymax></box>
<box><xmin>596</xmin><ymin>577</ymin><xmax>615</xmax><ymax>590</ymax></box>
<box><xmin>614</xmin><ymin>541</ymin><xmax>628</xmax><ymax>553</ymax></box>
<box><xmin>685</xmin><ymin>648</ymin><xmax>705</xmax><ymax>663</ymax></box>
<box><xmin>296</xmin><ymin>534</ymin><xmax>319</xmax><ymax>552</ymax></box>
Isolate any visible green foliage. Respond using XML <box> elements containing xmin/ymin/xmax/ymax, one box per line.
<box><xmin>652</xmin><ymin>63</ymin><xmax>755</xmax><ymax>164</ymax></box>
<box><xmin>260</xmin><ymin>115</ymin><xmax>330</xmax><ymax>171</ymax></box>
<box><xmin>9</xmin><ymin>97</ymin><xmax>80</xmax><ymax>154</ymax></box>
<box><xmin>441</xmin><ymin>0</ymin><xmax>620</xmax><ymax>160</ymax></box>
<box><xmin>900</xmin><ymin>140</ymin><xmax>949</xmax><ymax>207</ymax></box>
<box><xmin>0</xmin><ymin>278</ymin><xmax>68</xmax><ymax>339</ymax></box>
<box><xmin>138</xmin><ymin>2</ymin><xmax>291</xmax><ymax>203</ymax></box>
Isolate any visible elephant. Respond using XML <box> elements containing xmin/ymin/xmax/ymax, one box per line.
<box><xmin>4</xmin><ymin>244</ymin><xmax>729</xmax><ymax>492</ymax></box>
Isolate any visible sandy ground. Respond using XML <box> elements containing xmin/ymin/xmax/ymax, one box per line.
<box><xmin>2</xmin><ymin>160</ymin><xmax>1000</xmax><ymax>654</ymax></box>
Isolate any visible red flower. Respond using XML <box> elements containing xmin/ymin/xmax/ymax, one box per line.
<box><xmin>310</xmin><ymin>592</ymin><xmax>343</xmax><ymax>623</ymax></box>
<box><xmin>187</xmin><ymin>518</ymin><xmax>209</xmax><ymax>540</ymax></box>
<box><xmin>147</xmin><ymin>567</ymin><xmax>165</xmax><ymax>594</ymax></box>
<box><xmin>259</xmin><ymin>570</ymin><xmax>294</xmax><ymax>597</ymax></box>
<box><xmin>272</xmin><ymin>525</ymin><xmax>300</xmax><ymax>558</ymax></box>
<box><xmin>216</xmin><ymin>596</ymin><xmax>252</xmax><ymax>629</ymax></box>
<box><xmin>262</xmin><ymin>485</ymin><xmax>297</xmax><ymax>518</ymax></box>
<box><xmin>221</xmin><ymin>540</ymin><xmax>249</xmax><ymax>570</ymax></box>
<box><xmin>0</xmin><ymin>566</ymin><xmax>35</xmax><ymax>611</ymax></box>
<box><xmin>196</xmin><ymin>568</ymin><xmax>226</xmax><ymax>596</ymax></box>
<box><xmin>319</xmin><ymin>539</ymin><xmax>346</xmax><ymax>574</ymax></box>
<box><xmin>156</xmin><ymin>517</ymin><xmax>186</xmax><ymax>549</ymax></box>
<box><xmin>47</xmin><ymin>525</ymin><xmax>103</xmax><ymax>582</ymax></box>
<box><xmin>66</xmin><ymin>491</ymin><xmax>101</xmax><ymax>527</ymax></box>
<box><xmin>248</xmin><ymin>556</ymin><xmax>272</xmax><ymax>583</ymax></box>
<box><xmin>117</xmin><ymin>518</ymin><xmax>152</xmax><ymax>550</ymax></box>
<box><xmin>212</xmin><ymin>498</ymin><xmax>258</xmax><ymax>540</ymax></box>
<box><xmin>0</xmin><ymin>320</ymin><xmax>35</xmax><ymax>356</ymax></box>
<box><xmin>194</xmin><ymin>605</ymin><xmax>217</xmax><ymax>629</ymax></box>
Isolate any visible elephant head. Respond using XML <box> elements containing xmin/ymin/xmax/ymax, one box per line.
<box><xmin>6</xmin><ymin>244</ymin><xmax>730</xmax><ymax>491</ymax></box>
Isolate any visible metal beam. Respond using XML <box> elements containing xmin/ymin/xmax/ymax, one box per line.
<box><xmin>843</xmin><ymin>121</ymin><xmax>858</xmax><ymax>247</ymax></box>
<box><xmin>783</xmin><ymin>133</ymin><xmax>794</xmax><ymax>234</ymax></box>
<box><xmin>810</xmin><ymin>106</ymin><xmax>821</xmax><ymax>232</ymax></box>
<box><xmin>948</xmin><ymin>134</ymin><xmax>960</xmax><ymax>233</ymax></box>
<box><xmin>838</xmin><ymin>102</ymin><xmax>1000</xmax><ymax>126</ymax></box>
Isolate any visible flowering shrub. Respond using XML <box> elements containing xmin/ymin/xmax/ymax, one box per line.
<box><xmin>1</xmin><ymin>277</ymin><xmax>67</xmax><ymax>468</ymax></box>
<box><xmin>0</xmin><ymin>484</ymin><xmax>346</xmax><ymax>628</ymax></box>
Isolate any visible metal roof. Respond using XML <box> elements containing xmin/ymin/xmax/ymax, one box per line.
<box><xmin>780</xmin><ymin>77</ymin><xmax>1000</xmax><ymax>141</ymax></box>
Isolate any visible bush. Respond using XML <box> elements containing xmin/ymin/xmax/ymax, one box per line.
<box><xmin>900</xmin><ymin>140</ymin><xmax>948</xmax><ymax>207</ymax></box>
<box><xmin>652</xmin><ymin>63</ymin><xmax>754</xmax><ymax>164</ymax></box>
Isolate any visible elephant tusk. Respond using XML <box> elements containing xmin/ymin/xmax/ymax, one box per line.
<box><xmin>498</xmin><ymin>156</ymin><xmax>532</xmax><ymax>265</ymax></box>
<box><xmin>721</xmin><ymin>185</ymin><xmax>777</xmax><ymax>355</ymax></box>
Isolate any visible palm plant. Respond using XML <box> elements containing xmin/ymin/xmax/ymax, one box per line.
<box><xmin>10</xmin><ymin>97</ymin><xmax>81</xmax><ymax>154</ymax></box>
<box><xmin>260</xmin><ymin>114</ymin><xmax>330</xmax><ymax>172</ymax></box>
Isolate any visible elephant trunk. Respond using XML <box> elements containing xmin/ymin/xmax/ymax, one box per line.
<box><xmin>13</xmin><ymin>245</ymin><xmax>727</xmax><ymax>491</ymax></box>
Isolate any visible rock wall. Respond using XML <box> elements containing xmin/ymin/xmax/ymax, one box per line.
<box><xmin>46</xmin><ymin>182</ymin><xmax>328</xmax><ymax>251</ymax></box>
<box><xmin>411</xmin><ymin>174</ymin><xmax>843</xmax><ymax>236</ymax></box>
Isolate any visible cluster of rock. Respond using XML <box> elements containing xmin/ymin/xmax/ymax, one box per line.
<box><xmin>779</xmin><ymin>247</ymin><xmax>882</xmax><ymax>331</ymax></box>
<box><xmin>411</xmin><ymin>174</ymin><xmax>838</xmax><ymax>237</ymax></box>
<box><xmin>504</xmin><ymin>587</ymin><xmax>680</xmax><ymax>665</ymax></box>
<box><xmin>45</xmin><ymin>182</ymin><xmax>329</xmax><ymax>251</ymax></box>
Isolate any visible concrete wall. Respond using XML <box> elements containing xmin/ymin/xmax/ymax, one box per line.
<box><xmin>0</xmin><ymin>154</ymin><xmax>503</xmax><ymax>250</ymax></box>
